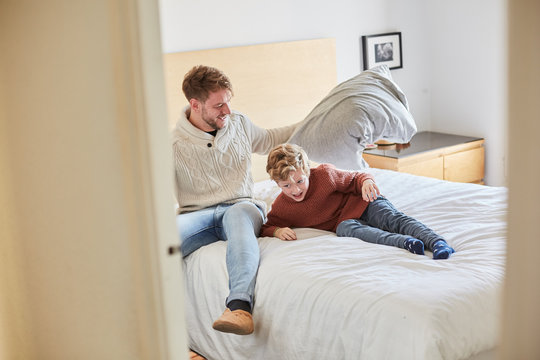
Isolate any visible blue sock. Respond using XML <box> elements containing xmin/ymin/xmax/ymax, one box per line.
<box><xmin>432</xmin><ymin>240</ymin><xmax>455</xmax><ymax>260</ymax></box>
<box><xmin>404</xmin><ymin>238</ymin><xmax>425</xmax><ymax>255</ymax></box>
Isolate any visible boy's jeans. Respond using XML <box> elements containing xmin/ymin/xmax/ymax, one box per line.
<box><xmin>176</xmin><ymin>201</ymin><xmax>264</xmax><ymax>307</ymax></box>
<box><xmin>336</xmin><ymin>196</ymin><xmax>444</xmax><ymax>251</ymax></box>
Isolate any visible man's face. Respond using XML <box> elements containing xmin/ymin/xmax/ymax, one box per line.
<box><xmin>199</xmin><ymin>89</ymin><xmax>232</xmax><ymax>130</ymax></box>
<box><xmin>277</xmin><ymin>169</ymin><xmax>309</xmax><ymax>202</ymax></box>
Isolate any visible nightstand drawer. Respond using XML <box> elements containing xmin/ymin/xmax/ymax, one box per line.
<box><xmin>399</xmin><ymin>156</ymin><xmax>444</xmax><ymax>179</ymax></box>
<box><xmin>444</xmin><ymin>146</ymin><xmax>485</xmax><ymax>183</ymax></box>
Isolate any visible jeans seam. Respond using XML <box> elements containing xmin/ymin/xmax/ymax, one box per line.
<box><xmin>182</xmin><ymin>225</ymin><xmax>215</xmax><ymax>242</ymax></box>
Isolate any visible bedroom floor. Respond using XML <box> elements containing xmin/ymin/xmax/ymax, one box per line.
<box><xmin>189</xmin><ymin>350</ymin><xmax>207</xmax><ymax>360</ymax></box>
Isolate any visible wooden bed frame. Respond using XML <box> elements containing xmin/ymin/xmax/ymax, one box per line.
<box><xmin>163</xmin><ymin>38</ymin><xmax>337</xmax><ymax>181</ymax></box>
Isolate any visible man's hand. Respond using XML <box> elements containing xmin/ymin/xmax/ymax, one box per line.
<box><xmin>275</xmin><ymin>227</ymin><xmax>297</xmax><ymax>241</ymax></box>
<box><xmin>362</xmin><ymin>179</ymin><xmax>380</xmax><ymax>202</ymax></box>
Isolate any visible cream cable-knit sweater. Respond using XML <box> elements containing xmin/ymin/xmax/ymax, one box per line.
<box><xmin>172</xmin><ymin>106</ymin><xmax>296</xmax><ymax>215</ymax></box>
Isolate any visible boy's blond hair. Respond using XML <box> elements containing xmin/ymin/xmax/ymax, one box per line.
<box><xmin>266</xmin><ymin>143</ymin><xmax>310</xmax><ymax>181</ymax></box>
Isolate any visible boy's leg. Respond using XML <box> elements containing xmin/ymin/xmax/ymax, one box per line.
<box><xmin>336</xmin><ymin>218</ymin><xmax>422</xmax><ymax>254</ymax></box>
<box><xmin>360</xmin><ymin>197</ymin><xmax>453</xmax><ymax>258</ymax></box>
<box><xmin>213</xmin><ymin>201</ymin><xmax>263</xmax><ymax>335</ymax></box>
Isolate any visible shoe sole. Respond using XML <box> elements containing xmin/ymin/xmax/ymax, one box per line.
<box><xmin>212</xmin><ymin>322</ymin><xmax>253</xmax><ymax>335</ymax></box>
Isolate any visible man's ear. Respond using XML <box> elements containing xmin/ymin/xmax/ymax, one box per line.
<box><xmin>189</xmin><ymin>98</ymin><xmax>201</xmax><ymax>112</ymax></box>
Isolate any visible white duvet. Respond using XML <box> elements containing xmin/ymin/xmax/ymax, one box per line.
<box><xmin>183</xmin><ymin>169</ymin><xmax>507</xmax><ymax>360</ymax></box>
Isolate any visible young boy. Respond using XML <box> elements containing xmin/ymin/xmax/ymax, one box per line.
<box><xmin>260</xmin><ymin>143</ymin><xmax>455</xmax><ymax>260</ymax></box>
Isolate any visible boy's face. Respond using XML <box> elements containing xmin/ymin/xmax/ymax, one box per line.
<box><xmin>276</xmin><ymin>168</ymin><xmax>309</xmax><ymax>202</ymax></box>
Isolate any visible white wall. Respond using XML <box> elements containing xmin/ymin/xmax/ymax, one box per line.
<box><xmin>426</xmin><ymin>0</ymin><xmax>507</xmax><ymax>186</ymax></box>
<box><xmin>159</xmin><ymin>0</ymin><xmax>507</xmax><ymax>185</ymax></box>
<box><xmin>159</xmin><ymin>0</ymin><xmax>432</xmax><ymax>134</ymax></box>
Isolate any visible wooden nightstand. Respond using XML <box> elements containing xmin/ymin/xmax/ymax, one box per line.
<box><xmin>363</xmin><ymin>131</ymin><xmax>485</xmax><ymax>184</ymax></box>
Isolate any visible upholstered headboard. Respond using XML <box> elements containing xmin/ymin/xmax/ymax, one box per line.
<box><xmin>163</xmin><ymin>38</ymin><xmax>337</xmax><ymax>181</ymax></box>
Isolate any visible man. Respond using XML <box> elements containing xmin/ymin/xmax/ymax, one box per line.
<box><xmin>172</xmin><ymin>65</ymin><xmax>296</xmax><ymax>335</ymax></box>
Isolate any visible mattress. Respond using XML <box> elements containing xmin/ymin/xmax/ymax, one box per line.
<box><xmin>183</xmin><ymin>168</ymin><xmax>506</xmax><ymax>360</ymax></box>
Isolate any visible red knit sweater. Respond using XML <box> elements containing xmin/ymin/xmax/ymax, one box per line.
<box><xmin>260</xmin><ymin>164</ymin><xmax>375</xmax><ymax>237</ymax></box>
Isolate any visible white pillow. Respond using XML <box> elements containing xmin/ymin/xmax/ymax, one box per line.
<box><xmin>288</xmin><ymin>65</ymin><xmax>417</xmax><ymax>170</ymax></box>
<box><xmin>253</xmin><ymin>179</ymin><xmax>281</xmax><ymax>212</ymax></box>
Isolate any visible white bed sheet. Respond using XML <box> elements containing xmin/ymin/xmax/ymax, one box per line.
<box><xmin>183</xmin><ymin>169</ymin><xmax>506</xmax><ymax>360</ymax></box>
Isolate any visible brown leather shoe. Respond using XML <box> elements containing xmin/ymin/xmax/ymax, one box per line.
<box><xmin>212</xmin><ymin>308</ymin><xmax>254</xmax><ymax>335</ymax></box>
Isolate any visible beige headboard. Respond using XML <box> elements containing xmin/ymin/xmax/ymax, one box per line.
<box><xmin>163</xmin><ymin>38</ymin><xmax>337</xmax><ymax>181</ymax></box>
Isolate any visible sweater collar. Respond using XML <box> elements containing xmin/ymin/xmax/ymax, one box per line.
<box><xmin>173</xmin><ymin>106</ymin><xmax>233</xmax><ymax>153</ymax></box>
<box><xmin>175</xmin><ymin>106</ymin><xmax>214</xmax><ymax>141</ymax></box>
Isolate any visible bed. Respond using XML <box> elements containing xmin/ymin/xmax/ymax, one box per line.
<box><xmin>164</xmin><ymin>39</ymin><xmax>506</xmax><ymax>360</ymax></box>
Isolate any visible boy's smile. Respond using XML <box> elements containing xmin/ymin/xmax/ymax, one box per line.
<box><xmin>277</xmin><ymin>169</ymin><xmax>309</xmax><ymax>202</ymax></box>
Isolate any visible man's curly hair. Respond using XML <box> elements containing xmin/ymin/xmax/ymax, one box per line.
<box><xmin>182</xmin><ymin>65</ymin><xmax>233</xmax><ymax>102</ymax></box>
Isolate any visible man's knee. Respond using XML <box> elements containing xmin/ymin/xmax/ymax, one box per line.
<box><xmin>226</xmin><ymin>202</ymin><xmax>261</xmax><ymax>219</ymax></box>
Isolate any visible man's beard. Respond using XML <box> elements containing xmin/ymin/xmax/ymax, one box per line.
<box><xmin>201</xmin><ymin>107</ymin><xmax>226</xmax><ymax>130</ymax></box>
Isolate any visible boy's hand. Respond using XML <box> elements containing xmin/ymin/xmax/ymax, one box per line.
<box><xmin>362</xmin><ymin>179</ymin><xmax>380</xmax><ymax>202</ymax></box>
<box><xmin>275</xmin><ymin>227</ymin><xmax>297</xmax><ymax>241</ymax></box>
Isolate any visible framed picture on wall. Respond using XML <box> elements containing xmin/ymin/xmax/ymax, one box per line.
<box><xmin>362</xmin><ymin>32</ymin><xmax>403</xmax><ymax>70</ymax></box>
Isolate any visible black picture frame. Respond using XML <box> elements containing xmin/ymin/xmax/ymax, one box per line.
<box><xmin>362</xmin><ymin>32</ymin><xmax>403</xmax><ymax>70</ymax></box>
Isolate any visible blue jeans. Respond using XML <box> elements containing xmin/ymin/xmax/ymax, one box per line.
<box><xmin>176</xmin><ymin>201</ymin><xmax>264</xmax><ymax>307</ymax></box>
<box><xmin>336</xmin><ymin>196</ymin><xmax>444</xmax><ymax>251</ymax></box>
